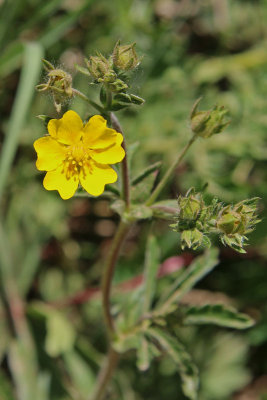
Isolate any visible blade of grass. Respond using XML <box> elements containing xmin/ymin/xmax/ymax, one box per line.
<box><xmin>0</xmin><ymin>42</ymin><xmax>43</xmax><ymax>201</ymax></box>
<box><xmin>0</xmin><ymin>0</ymin><xmax>96</xmax><ymax>78</ymax></box>
<box><xmin>0</xmin><ymin>0</ymin><xmax>21</xmax><ymax>50</ymax></box>
<box><xmin>39</xmin><ymin>0</ymin><xmax>95</xmax><ymax>48</ymax></box>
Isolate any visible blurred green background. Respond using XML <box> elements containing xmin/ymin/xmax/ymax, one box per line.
<box><xmin>0</xmin><ymin>0</ymin><xmax>267</xmax><ymax>399</ymax></box>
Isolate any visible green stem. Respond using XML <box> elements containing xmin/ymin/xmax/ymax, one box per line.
<box><xmin>106</xmin><ymin>90</ymin><xmax>113</xmax><ymax>110</ymax></box>
<box><xmin>110</xmin><ymin>112</ymin><xmax>131</xmax><ymax>210</ymax></box>
<box><xmin>145</xmin><ymin>134</ymin><xmax>198</xmax><ymax>206</ymax></box>
<box><xmin>72</xmin><ymin>89</ymin><xmax>104</xmax><ymax>113</ymax></box>
<box><xmin>92</xmin><ymin>220</ymin><xmax>131</xmax><ymax>400</ymax></box>
<box><xmin>102</xmin><ymin>220</ymin><xmax>131</xmax><ymax>335</ymax></box>
<box><xmin>90</xmin><ymin>347</ymin><xmax>119</xmax><ymax>400</ymax></box>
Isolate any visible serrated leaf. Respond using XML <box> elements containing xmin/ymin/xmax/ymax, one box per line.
<box><xmin>157</xmin><ymin>248</ymin><xmax>219</xmax><ymax>313</ymax></box>
<box><xmin>148</xmin><ymin>328</ymin><xmax>199</xmax><ymax>400</ymax></box>
<box><xmin>142</xmin><ymin>235</ymin><xmax>160</xmax><ymax>313</ymax></box>
<box><xmin>184</xmin><ymin>304</ymin><xmax>254</xmax><ymax>329</ymax></box>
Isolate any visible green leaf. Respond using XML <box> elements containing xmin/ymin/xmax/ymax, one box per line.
<box><xmin>45</xmin><ymin>310</ymin><xmax>76</xmax><ymax>357</ymax></box>
<box><xmin>136</xmin><ymin>336</ymin><xmax>150</xmax><ymax>371</ymax></box>
<box><xmin>8</xmin><ymin>341</ymin><xmax>39</xmax><ymax>400</ymax></box>
<box><xmin>157</xmin><ymin>248</ymin><xmax>219</xmax><ymax>312</ymax></box>
<box><xmin>132</xmin><ymin>161</ymin><xmax>162</xmax><ymax>186</ymax></box>
<box><xmin>0</xmin><ymin>297</ymin><xmax>10</xmax><ymax>363</ymax></box>
<box><xmin>128</xmin><ymin>204</ymin><xmax>153</xmax><ymax>220</ymax></box>
<box><xmin>136</xmin><ymin>335</ymin><xmax>160</xmax><ymax>372</ymax></box>
<box><xmin>184</xmin><ymin>304</ymin><xmax>254</xmax><ymax>329</ymax></box>
<box><xmin>64</xmin><ymin>350</ymin><xmax>95</xmax><ymax>397</ymax></box>
<box><xmin>131</xmin><ymin>171</ymin><xmax>156</xmax><ymax>203</ymax></box>
<box><xmin>0</xmin><ymin>370</ymin><xmax>16</xmax><ymax>400</ymax></box>
<box><xmin>142</xmin><ymin>235</ymin><xmax>160</xmax><ymax>313</ymax></box>
<box><xmin>151</xmin><ymin>199</ymin><xmax>178</xmax><ymax>219</ymax></box>
<box><xmin>200</xmin><ymin>333</ymin><xmax>251</xmax><ymax>399</ymax></box>
<box><xmin>0</xmin><ymin>42</ymin><xmax>43</xmax><ymax>200</ymax></box>
<box><xmin>126</xmin><ymin>141</ymin><xmax>140</xmax><ymax>171</ymax></box>
<box><xmin>75</xmin><ymin>63</ymin><xmax>91</xmax><ymax>76</ymax></box>
<box><xmin>148</xmin><ymin>328</ymin><xmax>199</xmax><ymax>400</ymax></box>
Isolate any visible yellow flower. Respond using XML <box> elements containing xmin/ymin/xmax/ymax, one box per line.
<box><xmin>34</xmin><ymin>110</ymin><xmax>125</xmax><ymax>199</ymax></box>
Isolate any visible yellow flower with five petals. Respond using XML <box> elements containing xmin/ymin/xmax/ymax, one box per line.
<box><xmin>34</xmin><ymin>111</ymin><xmax>125</xmax><ymax>199</ymax></box>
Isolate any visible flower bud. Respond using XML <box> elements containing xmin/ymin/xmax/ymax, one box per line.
<box><xmin>181</xmin><ymin>228</ymin><xmax>204</xmax><ymax>250</ymax></box>
<box><xmin>112</xmin><ymin>41</ymin><xmax>140</xmax><ymax>71</ymax></box>
<box><xmin>190</xmin><ymin>98</ymin><xmax>230</xmax><ymax>138</ymax></box>
<box><xmin>217</xmin><ymin>212</ymin><xmax>240</xmax><ymax>235</ymax></box>
<box><xmin>85</xmin><ymin>54</ymin><xmax>111</xmax><ymax>81</ymax></box>
<box><xmin>37</xmin><ymin>60</ymin><xmax>74</xmax><ymax>112</ymax></box>
<box><xmin>177</xmin><ymin>189</ymin><xmax>203</xmax><ymax>230</ymax></box>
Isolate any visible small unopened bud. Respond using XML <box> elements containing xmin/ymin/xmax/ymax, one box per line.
<box><xmin>85</xmin><ymin>54</ymin><xmax>111</xmax><ymax>81</ymax></box>
<box><xmin>112</xmin><ymin>41</ymin><xmax>140</xmax><ymax>71</ymax></box>
<box><xmin>177</xmin><ymin>189</ymin><xmax>203</xmax><ymax>230</ymax></box>
<box><xmin>217</xmin><ymin>212</ymin><xmax>240</xmax><ymax>235</ymax></box>
<box><xmin>190</xmin><ymin>98</ymin><xmax>230</xmax><ymax>138</ymax></box>
<box><xmin>181</xmin><ymin>228</ymin><xmax>203</xmax><ymax>250</ymax></box>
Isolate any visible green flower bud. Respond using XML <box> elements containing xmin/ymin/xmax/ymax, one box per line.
<box><xmin>217</xmin><ymin>212</ymin><xmax>240</xmax><ymax>235</ymax></box>
<box><xmin>181</xmin><ymin>228</ymin><xmax>204</xmax><ymax>250</ymax></box>
<box><xmin>85</xmin><ymin>54</ymin><xmax>111</xmax><ymax>80</ymax></box>
<box><xmin>112</xmin><ymin>41</ymin><xmax>140</xmax><ymax>71</ymax></box>
<box><xmin>217</xmin><ymin>198</ymin><xmax>260</xmax><ymax>253</ymax></box>
<box><xmin>190</xmin><ymin>98</ymin><xmax>230</xmax><ymax>138</ymax></box>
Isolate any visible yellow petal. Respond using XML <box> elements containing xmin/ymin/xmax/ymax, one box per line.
<box><xmin>34</xmin><ymin>137</ymin><xmax>67</xmax><ymax>171</ymax></box>
<box><xmin>48</xmin><ymin>110</ymin><xmax>83</xmax><ymax>145</ymax></box>
<box><xmin>83</xmin><ymin>115</ymin><xmax>120</xmax><ymax>149</ymax></box>
<box><xmin>90</xmin><ymin>143</ymin><xmax>125</xmax><ymax>164</ymax></box>
<box><xmin>43</xmin><ymin>166</ymin><xmax>79</xmax><ymax>199</ymax></box>
<box><xmin>79</xmin><ymin>161</ymin><xmax>117</xmax><ymax>196</ymax></box>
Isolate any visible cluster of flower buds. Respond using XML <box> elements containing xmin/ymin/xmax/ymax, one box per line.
<box><xmin>190</xmin><ymin>98</ymin><xmax>230</xmax><ymax>138</ymax></box>
<box><xmin>217</xmin><ymin>198</ymin><xmax>261</xmax><ymax>253</ymax></box>
<box><xmin>171</xmin><ymin>188</ymin><xmax>260</xmax><ymax>253</ymax></box>
<box><xmin>36</xmin><ymin>60</ymin><xmax>73</xmax><ymax>112</ymax></box>
<box><xmin>84</xmin><ymin>41</ymin><xmax>144</xmax><ymax>110</ymax></box>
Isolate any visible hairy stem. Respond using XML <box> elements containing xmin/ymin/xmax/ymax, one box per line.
<box><xmin>146</xmin><ymin>134</ymin><xmax>198</xmax><ymax>206</ymax></box>
<box><xmin>102</xmin><ymin>220</ymin><xmax>131</xmax><ymax>335</ymax></box>
<box><xmin>110</xmin><ymin>112</ymin><xmax>131</xmax><ymax>210</ymax></box>
<box><xmin>72</xmin><ymin>89</ymin><xmax>104</xmax><ymax>113</ymax></box>
<box><xmin>90</xmin><ymin>347</ymin><xmax>119</xmax><ymax>400</ymax></box>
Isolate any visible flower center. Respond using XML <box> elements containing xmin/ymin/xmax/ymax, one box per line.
<box><xmin>62</xmin><ymin>142</ymin><xmax>92</xmax><ymax>180</ymax></box>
